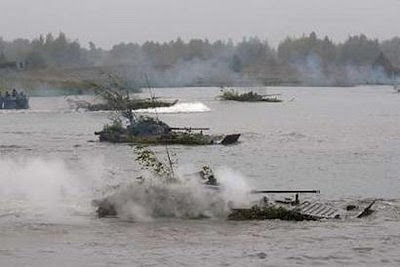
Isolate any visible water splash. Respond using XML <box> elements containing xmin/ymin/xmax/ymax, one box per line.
<box><xmin>0</xmin><ymin>157</ymin><xmax>91</xmax><ymax>221</ymax></box>
<box><xmin>95</xmin><ymin>167</ymin><xmax>254</xmax><ymax>221</ymax></box>
<box><xmin>0</xmin><ymin>157</ymin><xmax>254</xmax><ymax>222</ymax></box>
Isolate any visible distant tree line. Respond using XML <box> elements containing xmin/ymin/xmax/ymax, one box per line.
<box><xmin>1</xmin><ymin>32</ymin><xmax>400</xmax><ymax>87</ymax></box>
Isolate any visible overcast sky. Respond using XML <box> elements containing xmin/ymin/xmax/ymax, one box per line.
<box><xmin>1</xmin><ymin>0</ymin><xmax>400</xmax><ymax>48</ymax></box>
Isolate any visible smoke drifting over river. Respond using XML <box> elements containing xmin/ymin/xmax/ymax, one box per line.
<box><xmin>0</xmin><ymin>157</ymin><xmax>253</xmax><ymax>222</ymax></box>
<box><xmin>2</xmin><ymin>33</ymin><xmax>400</xmax><ymax>91</ymax></box>
<box><xmin>0</xmin><ymin>158</ymin><xmax>86</xmax><ymax>220</ymax></box>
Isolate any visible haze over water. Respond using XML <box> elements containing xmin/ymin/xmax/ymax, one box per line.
<box><xmin>1</xmin><ymin>86</ymin><xmax>399</xmax><ymax>266</ymax></box>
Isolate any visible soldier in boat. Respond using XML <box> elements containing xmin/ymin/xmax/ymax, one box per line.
<box><xmin>12</xmin><ymin>88</ymin><xmax>17</xmax><ymax>97</ymax></box>
<box><xmin>3</xmin><ymin>91</ymin><xmax>14</xmax><ymax>109</ymax></box>
<box><xmin>16</xmin><ymin>91</ymin><xmax>28</xmax><ymax>109</ymax></box>
<box><xmin>1</xmin><ymin>89</ymin><xmax>29</xmax><ymax>109</ymax></box>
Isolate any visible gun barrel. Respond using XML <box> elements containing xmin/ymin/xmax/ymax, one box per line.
<box><xmin>251</xmin><ymin>190</ymin><xmax>320</xmax><ymax>194</ymax></box>
<box><xmin>169</xmin><ymin>127</ymin><xmax>210</xmax><ymax>131</ymax></box>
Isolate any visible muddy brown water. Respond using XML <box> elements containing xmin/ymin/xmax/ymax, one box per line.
<box><xmin>1</xmin><ymin>86</ymin><xmax>399</xmax><ymax>266</ymax></box>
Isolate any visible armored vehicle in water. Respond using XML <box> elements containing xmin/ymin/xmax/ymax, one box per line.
<box><xmin>93</xmin><ymin>169</ymin><xmax>377</xmax><ymax>220</ymax></box>
<box><xmin>219</xmin><ymin>88</ymin><xmax>283</xmax><ymax>102</ymax></box>
<box><xmin>95</xmin><ymin>116</ymin><xmax>240</xmax><ymax>145</ymax></box>
<box><xmin>67</xmin><ymin>97</ymin><xmax>178</xmax><ymax>111</ymax></box>
<box><xmin>87</xmin><ymin>98</ymin><xmax>178</xmax><ymax>111</ymax></box>
<box><xmin>91</xmin><ymin>75</ymin><xmax>240</xmax><ymax>145</ymax></box>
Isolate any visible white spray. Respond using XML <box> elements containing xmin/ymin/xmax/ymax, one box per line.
<box><xmin>0</xmin><ymin>157</ymin><xmax>255</xmax><ymax>222</ymax></box>
<box><xmin>98</xmin><ymin>166</ymin><xmax>254</xmax><ymax>221</ymax></box>
<box><xmin>0</xmin><ymin>157</ymin><xmax>94</xmax><ymax>221</ymax></box>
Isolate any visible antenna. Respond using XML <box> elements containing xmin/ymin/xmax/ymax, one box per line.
<box><xmin>144</xmin><ymin>74</ymin><xmax>175</xmax><ymax>177</ymax></box>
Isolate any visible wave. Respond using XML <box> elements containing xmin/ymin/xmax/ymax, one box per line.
<box><xmin>135</xmin><ymin>102</ymin><xmax>211</xmax><ymax>114</ymax></box>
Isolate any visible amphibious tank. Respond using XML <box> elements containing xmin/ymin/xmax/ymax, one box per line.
<box><xmin>95</xmin><ymin>116</ymin><xmax>240</xmax><ymax>145</ymax></box>
<box><xmin>87</xmin><ymin>98</ymin><xmax>178</xmax><ymax>111</ymax></box>
<box><xmin>219</xmin><ymin>88</ymin><xmax>283</xmax><ymax>102</ymax></box>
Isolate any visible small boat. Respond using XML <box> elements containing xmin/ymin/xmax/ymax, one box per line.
<box><xmin>0</xmin><ymin>91</ymin><xmax>29</xmax><ymax>110</ymax></box>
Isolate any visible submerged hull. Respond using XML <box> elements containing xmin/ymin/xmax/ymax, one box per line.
<box><xmin>228</xmin><ymin>198</ymin><xmax>375</xmax><ymax>221</ymax></box>
<box><xmin>225</xmin><ymin>97</ymin><xmax>283</xmax><ymax>102</ymax></box>
<box><xmin>261</xmin><ymin>97</ymin><xmax>283</xmax><ymax>103</ymax></box>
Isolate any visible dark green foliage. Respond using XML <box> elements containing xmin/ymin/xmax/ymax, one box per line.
<box><xmin>25</xmin><ymin>52</ymin><xmax>47</xmax><ymax>68</ymax></box>
<box><xmin>220</xmin><ymin>89</ymin><xmax>263</xmax><ymax>101</ymax></box>
<box><xmin>338</xmin><ymin>35</ymin><xmax>380</xmax><ymax>65</ymax></box>
<box><xmin>381</xmin><ymin>37</ymin><xmax>400</xmax><ymax>66</ymax></box>
<box><xmin>219</xmin><ymin>89</ymin><xmax>283</xmax><ymax>102</ymax></box>
<box><xmin>88</xmin><ymin>74</ymin><xmax>139</xmax><ymax>123</ymax></box>
<box><xmin>0</xmin><ymin>51</ymin><xmax>7</xmax><ymax>63</ymax></box>
<box><xmin>19</xmin><ymin>32</ymin><xmax>88</xmax><ymax>69</ymax></box>
<box><xmin>96</xmin><ymin>126</ymin><xmax>215</xmax><ymax>145</ymax></box>
<box><xmin>103</xmin><ymin>120</ymin><xmax>125</xmax><ymax>133</ymax></box>
<box><xmin>134</xmin><ymin>145</ymin><xmax>177</xmax><ymax>183</ymax></box>
<box><xmin>278</xmin><ymin>32</ymin><xmax>336</xmax><ymax>64</ymax></box>
<box><xmin>230</xmin><ymin>54</ymin><xmax>242</xmax><ymax>73</ymax></box>
<box><xmin>93</xmin><ymin>76</ymin><xmax>224</xmax><ymax>145</ymax></box>
<box><xmin>3</xmin><ymin>32</ymin><xmax>399</xmax><ymax>88</ymax></box>
<box><xmin>87</xmin><ymin>99</ymin><xmax>177</xmax><ymax>111</ymax></box>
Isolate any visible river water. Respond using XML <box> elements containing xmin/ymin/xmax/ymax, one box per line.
<box><xmin>0</xmin><ymin>86</ymin><xmax>399</xmax><ymax>266</ymax></box>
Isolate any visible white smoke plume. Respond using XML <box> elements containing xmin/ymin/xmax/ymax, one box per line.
<box><xmin>95</xmin><ymin>166</ymin><xmax>254</xmax><ymax>221</ymax></box>
<box><xmin>0</xmin><ymin>157</ymin><xmax>255</xmax><ymax>222</ymax></box>
<box><xmin>0</xmin><ymin>157</ymin><xmax>93</xmax><ymax>221</ymax></box>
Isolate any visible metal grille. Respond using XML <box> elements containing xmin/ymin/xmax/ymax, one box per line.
<box><xmin>297</xmin><ymin>201</ymin><xmax>339</xmax><ymax>219</ymax></box>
